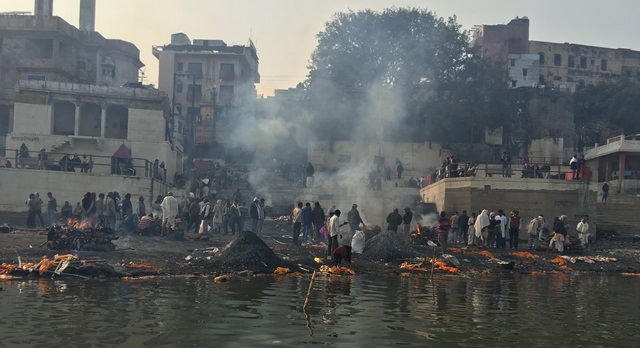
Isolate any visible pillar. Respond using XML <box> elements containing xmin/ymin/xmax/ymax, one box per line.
<box><xmin>100</xmin><ymin>106</ymin><xmax>106</xmax><ymax>138</ymax></box>
<box><xmin>619</xmin><ymin>152</ymin><xmax>626</xmax><ymax>192</ymax></box>
<box><xmin>74</xmin><ymin>104</ymin><xmax>80</xmax><ymax>136</ymax></box>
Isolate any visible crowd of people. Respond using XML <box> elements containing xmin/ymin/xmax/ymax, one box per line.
<box><xmin>429</xmin><ymin>155</ymin><xmax>478</xmax><ymax>184</ymax></box>
<box><xmin>430</xmin><ymin>209</ymin><xmax>591</xmax><ymax>254</ymax></box>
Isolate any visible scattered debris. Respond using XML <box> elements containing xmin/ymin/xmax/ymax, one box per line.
<box><xmin>274</xmin><ymin>267</ymin><xmax>290</xmax><ymax>275</ymax></box>
<box><xmin>319</xmin><ymin>265</ymin><xmax>355</xmax><ymax>275</ymax></box>
<box><xmin>214</xmin><ymin>275</ymin><xmax>230</xmax><ymax>282</ymax></box>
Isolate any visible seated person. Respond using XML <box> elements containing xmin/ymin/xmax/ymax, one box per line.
<box><xmin>332</xmin><ymin>245</ymin><xmax>352</xmax><ymax>266</ymax></box>
<box><xmin>138</xmin><ymin>213</ymin><xmax>161</xmax><ymax>235</ymax></box>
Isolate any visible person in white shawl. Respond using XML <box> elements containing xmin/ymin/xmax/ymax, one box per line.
<box><xmin>474</xmin><ymin>209</ymin><xmax>490</xmax><ymax>247</ymax></box>
<box><xmin>161</xmin><ymin>192</ymin><xmax>179</xmax><ymax>235</ymax></box>
<box><xmin>576</xmin><ymin>218</ymin><xmax>590</xmax><ymax>252</ymax></box>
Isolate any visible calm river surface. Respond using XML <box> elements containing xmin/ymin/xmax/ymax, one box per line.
<box><xmin>1</xmin><ymin>274</ymin><xmax>639</xmax><ymax>347</ymax></box>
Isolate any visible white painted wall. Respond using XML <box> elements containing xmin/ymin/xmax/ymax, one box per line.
<box><xmin>13</xmin><ymin>103</ymin><xmax>52</xmax><ymax>135</ymax></box>
<box><xmin>508</xmin><ymin>54</ymin><xmax>540</xmax><ymax>89</ymax></box>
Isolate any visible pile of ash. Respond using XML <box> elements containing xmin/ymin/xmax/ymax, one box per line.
<box><xmin>192</xmin><ymin>231</ymin><xmax>292</xmax><ymax>273</ymax></box>
<box><xmin>361</xmin><ymin>230</ymin><xmax>421</xmax><ymax>262</ymax></box>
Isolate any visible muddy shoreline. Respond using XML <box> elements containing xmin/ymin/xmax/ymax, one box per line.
<box><xmin>2</xmin><ymin>220</ymin><xmax>640</xmax><ymax>280</ymax></box>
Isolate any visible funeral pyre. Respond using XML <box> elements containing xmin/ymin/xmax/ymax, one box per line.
<box><xmin>47</xmin><ymin>219</ymin><xmax>118</xmax><ymax>251</ymax></box>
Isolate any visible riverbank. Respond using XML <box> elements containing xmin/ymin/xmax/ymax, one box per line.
<box><xmin>2</xmin><ymin>219</ymin><xmax>640</xmax><ymax>279</ymax></box>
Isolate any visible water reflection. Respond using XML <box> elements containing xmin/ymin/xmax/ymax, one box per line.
<box><xmin>0</xmin><ymin>274</ymin><xmax>638</xmax><ymax>347</ymax></box>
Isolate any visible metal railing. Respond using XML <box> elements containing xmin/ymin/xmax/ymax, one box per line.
<box><xmin>4</xmin><ymin>149</ymin><xmax>167</xmax><ymax>182</ymax></box>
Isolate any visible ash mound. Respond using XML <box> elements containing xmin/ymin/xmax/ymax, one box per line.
<box><xmin>361</xmin><ymin>230</ymin><xmax>420</xmax><ymax>262</ymax></box>
<box><xmin>193</xmin><ymin>231</ymin><xmax>292</xmax><ymax>273</ymax></box>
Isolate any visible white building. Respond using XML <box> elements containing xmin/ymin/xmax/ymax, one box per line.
<box><xmin>507</xmin><ymin>54</ymin><xmax>540</xmax><ymax>89</ymax></box>
<box><xmin>5</xmin><ymin>80</ymin><xmax>182</xmax><ymax>182</ymax></box>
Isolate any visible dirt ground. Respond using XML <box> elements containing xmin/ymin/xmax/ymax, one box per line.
<box><xmin>2</xmin><ymin>218</ymin><xmax>640</xmax><ymax>279</ymax></box>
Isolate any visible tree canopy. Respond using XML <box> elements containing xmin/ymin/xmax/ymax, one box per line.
<box><xmin>305</xmin><ymin>7</ymin><xmax>518</xmax><ymax>144</ymax></box>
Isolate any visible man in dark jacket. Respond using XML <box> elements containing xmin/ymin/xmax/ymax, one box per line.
<box><xmin>347</xmin><ymin>204</ymin><xmax>365</xmax><ymax>235</ymax></box>
<box><xmin>386</xmin><ymin>208</ymin><xmax>403</xmax><ymax>232</ymax></box>
<box><xmin>312</xmin><ymin>202</ymin><xmax>326</xmax><ymax>242</ymax></box>
<box><xmin>457</xmin><ymin>210</ymin><xmax>469</xmax><ymax>244</ymax></box>
<box><xmin>250</xmin><ymin>198</ymin><xmax>259</xmax><ymax>233</ymax></box>
<box><xmin>402</xmin><ymin>207</ymin><xmax>413</xmax><ymax>244</ymax></box>
<box><xmin>301</xmin><ymin>202</ymin><xmax>313</xmax><ymax>243</ymax></box>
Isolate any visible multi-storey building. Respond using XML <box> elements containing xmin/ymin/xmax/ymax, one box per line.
<box><xmin>153</xmin><ymin>33</ymin><xmax>259</xmax><ymax>157</ymax></box>
<box><xmin>0</xmin><ymin>0</ymin><xmax>143</xmax><ymax>151</ymax></box>
<box><xmin>471</xmin><ymin>16</ymin><xmax>640</xmax><ymax>92</ymax></box>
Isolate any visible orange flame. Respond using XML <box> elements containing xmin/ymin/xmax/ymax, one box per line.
<box><xmin>66</xmin><ymin>218</ymin><xmax>93</xmax><ymax>229</ymax></box>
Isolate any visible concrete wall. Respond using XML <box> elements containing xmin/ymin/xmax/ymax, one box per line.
<box><xmin>529</xmin><ymin>138</ymin><xmax>564</xmax><ymax>164</ymax></box>
<box><xmin>0</xmin><ymin>167</ymin><xmax>169</xmax><ymax>212</ymax></box>
<box><xmin>471</xmin><ymin>17</ymin><xmax>529</xmax><ymax>63</ymax></box>
<box><xmin>308</xmin><ymin>140</ymin><xmax>452</xmax><ymax>172</ymax></box>
<box><xmin>420</xmin><ymin>177</ymin><xmax>598</xmax><ymax>227</ymax></box>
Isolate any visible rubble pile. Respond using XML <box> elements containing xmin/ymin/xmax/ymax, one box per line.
<box><xmin>192</xmin><ymin>231</ymin><xmax>292</xmax><ymax>273</ymax></box>
<box><xmin>361</xmin><ymin>230</ymin><xmax>420</xmax><ymax>262</ymax></box>
<box><xmin>47</xmin><ymin>224</ymin><xmax>118</xmax><ymax>251</ymax></box>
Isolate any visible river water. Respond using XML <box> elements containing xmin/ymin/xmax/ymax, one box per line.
<box><xmin>0</xmin><ymin>274</ymin><xmax>638</xmax><ymax>347</ymax></box>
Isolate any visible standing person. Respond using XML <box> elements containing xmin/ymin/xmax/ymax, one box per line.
<box><xmin>500</xmin><ymin>151</ymin><xmax>511</xmax><ymax>177</ymax></box>
<box><xmin>305</xmin><ymin>162</ymin><xmax>315</xmax><ymax>188</ymax></box>
<box><xmin>292</xmin><ymin>202</ymin><xmax>303</xmax><ymax>245</ymax></box>
<box><xmin>602</xmin><ymin>182</ymin><xmax>610</xmax><ymax>204</ymax></box>
<box><xmin>527</xmin><ymin>216</ymin><xmax>541</xmax><ymax>250</ymax></box>
<box><xmin>250</xmin><ymin>198</ymin><xmax>260</xmax><ymax>233</ymax></box>
<box><xmin>570</xmin><ymin>154</ymin><xmax>579</xmax><ymax>180</ymax></box>
<box><xmin>160</xmin><ymin>192</ymin><xmax>179</xmax><ymax>235</ymax></box>
<box><xmin>152</xmin><ymin>195</ymin><xmax>163</xmax><ymax>218</ymax></box>
<box><xmin>312</xmin><ymin>202</ymin><xmax>326</xmax><ymax>242</ymax></box>
<box><xmin>239</xmin><ymin>201</ymin><xmax>249</xmax><ymax>232</ymax></box>
<box><xmin>137</xmin><ymin>196</ymin><xmax>146</xmax><ymax>218</ymax></box>
<box><xmin>457</xmin><ymin>210</ymin><xmax>469</xmax><ymax>244</ymax></box>
<box><xmin>103</xmin><ymin>193</ymin><xmax>117</xmax><ymax>230</ymax></box>
<box><xmin>326</xmin><ymin>203</ymin><xmax>337</xmax><ymax>217</ymax></box>
<box><xmin>437</xmin><ymin>211</ymin><xmax>451</xmax><ymax>253</ymax></box>
<box><xmin>402</xmin><ymin>207</ymin><xmax>413</xmax><ymax>244</ymax></box>
<box><xmin>448</xmin><ymin>211</ymin><xmax>459</xmax><ymax>244</ymax></box>
<box><xmin>26</xmin><ymin>193</ymin><xmax>36</xmax><ymax>227</ymax></box>
<box><xmin>576</xmin><ymin>217</ymin><xmax>590</xmax><ymax>252</ymax></box>
<box><xmin>474</xmin><ymin>210</ymin><xmax>490</xmax><ymax>247</ymax></box>
<box><xmin>200</xmin><ymin>198</ymin><xmax>212</xmax><ymax>234</ymax></box>
<box><xmin>212</xmin><ymin>200</ymin><xmax>224</xmax><ymax>233</ymax></box>
<box><xmin>467</xmin><ymin>211</ymin><xmax>477</xmax><ymax>246</ymax></box>
<box><xmin>508</xmin><ymin>210</ymin><xmax>522</xmax><ymax>250</ymax></box>
<box><xmin>256</xmin><ymin>198</ymin><xmax>266</xmax><ymax>235</ymax></box>
<box><xmin>386</xmin><ymin>208</ymin><xmax>402</xmax><ymax>233</ymax></box>
<box><xmin>121</xmin><ymin>193</ymin><xmax>133</xmax><ymax>218</ymax></box>
<box><xmin>46</xmin><ymin>192</ymin><xmax>57</xmax><ymax>226</ymax></box>
<box><xmin>488</xmin><ymin>212</ymin><xmax>497</xmax><ymax>248</ymax></box>
<box><xmin>538</xmin><ymin>215</ymin><xmax>549</xmax><ymax>243</ymax></box>
<box><xmin>37</xmin><ymin>148</ymin><xmax>48</xmax><ymax>170</ymax></box>
<box><xmin>73</xmin><ymin>202</ymin><xmax>82</xmax><ymax>220</ymax></box>
<box><xmin>229</xmin><ymin>199</ymin><xmax>241</xmax><ymax>235</ymax></box>
<box><xmin>60</xmin><ymin>201</ymin><xmax>73</xmax><ymax>221</ymax></box>
<box><xmin>301</xmin><ymin>202</ymin><xmax>313</xmax><ymax>244</ymax></box>
<box><xmin>186</xmin><ymin>198</ymin><xmax>201</xmax><ymax>233</ymax></box>
<box><xmin>550</xmin><ymin>216</ymin><xmax>567</xmax><ymax>253</ymax></box>
<box><xmin>347</xmin><ymin>204</ymin><xmax>365</xmax><ymax>235</ymax></box>
<box><xmin>577</xmin><ymin>155</ymin><xmax>586</xmax><ymax>180</ymax></box>
<box><xmin>33</xmin><ymin>192</ymin><xmax>45</xmax><ymax>227</ymax></box>
<box><xmin>496</xmin><ymin>210</ymin><xmax>508</xmax><ymax>249</ymax></box>
<box><xmin>222</xmin><ymin>200</ymin><xmax>231</xmax><ymax>235</ymax></box>
<box><xmin>96</xmin><ymin>193</ymin><xmax>105</xmax><ymax>226</ymax></box>
<box><xmin>397</xmin><ymin>162</ymin><xmax>404</xmax><ymax>179</ymax></box>
<box><xmin>328</xmin><ymin>209</ymin><xmax>348</xmax><ymax>258</ymax></box>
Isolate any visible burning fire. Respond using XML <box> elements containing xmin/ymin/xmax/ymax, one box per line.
<box><xmin>411</xmin><ymin>226</ymin><xmax>421</xmax><ymax>238</ymax></box>
<box><xmin>66</xmin><ymin>218</ymin><xmax>93</xmax><ymax>230</ymax></box>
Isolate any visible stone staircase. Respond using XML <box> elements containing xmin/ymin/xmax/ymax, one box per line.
<box><xmin>594</xmin><ymin>191</ymin><xmax>640</xmax><ymax>236</ymax></box>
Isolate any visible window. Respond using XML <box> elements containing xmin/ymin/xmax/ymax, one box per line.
<box><xmin>178</xmin><ymin>121</ymin><xmax>183</xmax><ymax>134</ymax></box>
<box><xmin>26</xmin><ymin>39</ymin><xmax>53</xmax><ymax>58</ymax></box>
<box><xmin>176</xmin><ymin>83</ymin><xmax>183</xmax><ymax>93</ymax></box>
<box><xmin>177</xmin><ymin>62</ymin><xmax>183</xmax><ymax>72</ymax></box>
<box><xmin>553</xmin><ymin>76</ymin><xmax>562</xmax><ymax>81</ymax></box>
<box><xmin>637</xmin><ymin>71</ymin><xmax>640</xmax><ymax>82</ymax></box>
<box><xmin>187</xmin><ymin>62</ymin><xmax>202</xmax><ymax>76</ymax></box>
<box><xmin>510</xmin><ymin>59</ymin><xmax>516</xmax><ymax>67</ymax></box>
<box><xmin>591</xmin><ymin>59</ymin><xmax>595</xmax><ymax>66</ymax></box>
<box><xmin>187</xmin><ymin>84</ymin><xmax>202</xmax><ymax>102</ymax></box>
<box><xmin>175</xmin><ymin>104</ymin><xmax>183</xmax><ymax>115</ymax></box>
<box><xmin>77</xmin><ymin>60</ymin><xmax>87</xmax><ymax>69</ymax></box>
<box><xmin>554</xmin><ymin>54</ymin><xmax>562</xmax><ymax>66</ymax></box>
<box><xmin>539</xmin><ymin>75</ymin><xmax>545</xmax><ymax>84</ymax></box>
<box><xmin>511</xmin><ymin>80</ymin><xmax>517</xmax><ymax>87</ymax></box>
<box><xmin>580</xmin><ymin>56</ymin><xmax>587</xmax><ymax>69</ymax></box>
<box><xmin>539</xmin><ymin>52</ymin><xmax>545</xmax><ymax>64</ymax></box>
<box><xmin>522</xmin><ymin>68</ymin><xmax>528</xmax><ymax>77</ymax></box>
<box><xmin>601</xmin><ymin>59</ymin><xmax>607</xmax><ymax>71</ymax></box>
<box><xmin>568</xmin><ymin>55</ymin><xmax>575</xmax><ymax>68</ymax></box>
<box><xmin>220</xmin><ymin>63</ymin><xmax>235</xmax><ymax>80</ymax></box>
<box><xmin>627</xmin><ymin>70</ymin><xmax>632</xmax><ymax>77</ymax></box>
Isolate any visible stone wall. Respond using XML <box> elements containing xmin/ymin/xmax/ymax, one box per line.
<box><xmin>420</xmin><ymin>177</ymin><xmax>598</xmax><ymax>228</ymax></box>
<box><xmin>0</xmin><ymin>167</ymin><xmax>170</xmax><ymax>212</ymax></box>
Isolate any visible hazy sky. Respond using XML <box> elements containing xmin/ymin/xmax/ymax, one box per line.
<box><xmin>3</xmin><ymin>0</ymin><xmax>640</xmax><ymax>96</ymax></box>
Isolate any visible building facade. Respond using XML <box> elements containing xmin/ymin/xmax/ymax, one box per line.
<box><xmin>153</xmin><ymin>33</ymin><xmax>259</xmax><ymax>157</ymax></box>
<box><xmin>0</xmin><ymin>0</ymin><xmax>144</xmax><ymax>152</ymax></box>
<box><xmin>5</xmin><ymin>80</ymin><xmax>182</xmax><ymax>182</ymax></box>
